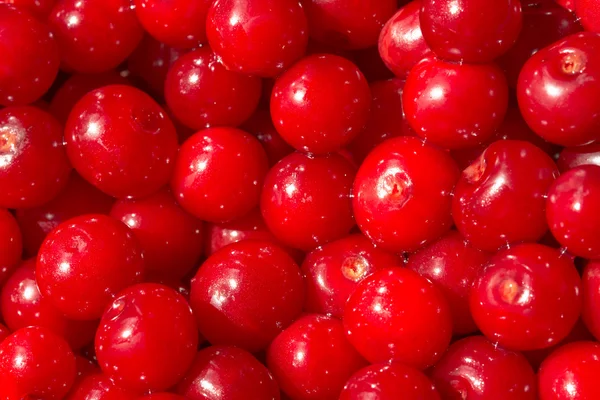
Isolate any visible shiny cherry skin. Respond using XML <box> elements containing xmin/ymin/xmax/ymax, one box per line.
<box><xmin>583</xmin><ymin>261</ymin><xmax>600</xmax><ymax>340</ymax></box>
<box><xmin>241</xmin><ymin>110</ymin><xmax>295</xmax><ymax>167</ymax></box>
<box><xmin>95</xmin><ymin>283</ymin><xmax>197</xmax><ymax>392</ymax></box>
<box><xmin>134</xmin><ymin>0</ymin><xmax>211</xmax><ymax>49</ymax></box>
<box><xmin>470</xmin><ymin>243</ymin><xmax>582</xmax><ymax>351</ymax></box>
<box><xmin>353</xmin><ymin>136</ymin><xmax>459</xmax><ymax>253</ymax></box>
<box><xmin>270</xmin><ymin>54</ymin><xmax>371</xmax><ymax>154</ymax></box>
<box><xmin>453</xmin><ymin>140</ymin><xmax>559</xmax><ymax>252</ymax></box>
<box><xmin>206</xmin><ymin>0</ymin><xmax>308</xmax><ymax>78</ymax></box>
<box><xmin>0</xmin><ymin>106</ymin><xmax>71</xmax><ymax>210</ymax></box>
<box><xmin>267</xmin><ymin>314</ymin><xmax>366</xmax><ymax>400</ymax></box>
<box><xmin>65</xmin><ymin>85</ymin><xmax>178</xmax><ymax>199</ymax></box>
<box><xmin>141</xmin><ymin>394</ymin><xmax>186</xmax><ymax>400</ymax></box>
<box><xmin>340</xmin><ymin>362</ymin><xmax>440</xmax><ymax>400</ymax></box>
<box><xmin>547</xmin><ymin>165</ymin><xmax>600</xmax><ymax>259</ymax></box>
<box><xmin>378</xmin><ymin>0</ymin><xmax>432</xmax><ymax>79</ymax></box>
<box><xmin>165</xmin><ymin>46</ymin><xmax>262</xmax><ymax>131</ymax></box>
<box><xmin>431</xmin><ymin>336</ymin><xmax>537</xmax><ymax>400</ymax></box>
<box><xmin>407</xmin><ymin>230</ymin><xmax>490</xmax><ymax>335</ymax></box>
<box><xmin>190</xmin><ymin>241</ymin><xmax>304</xmax><ymax>352</ymax></box>
<box><xmin>0</xmin><ymin>0</ymin><xmax>58</xmax><ymax>18</ymax></box>
<box><xmin>171</xmin><ymin>127</ymin><xmax>269</xmax><ymax>223</ymax></box>
<box><xmin>302</xmin><ymin>233</ymin><xmax>402</xmax><ymax>318</ymax></box>
<box><xmin>48</xmin><ymin>0</ymin><xmax>144</xmax><ymax>73</ymax></box>
<box><xmin>558</xmin><ymin>143</ymin><xmax>600</xmax><ymax>172</ymax></box>
<box><xmin>403</xmin><ymin>58</ymin><xmax>509</xmax><ymax>149</ymax></box>
<box><xmin>420</xmin><ymin>0</ymin><xmax>523</xmax><ymax>63</ymax></box>
<box><xmin>0</xmin><ymin>326</ymin><xmax>76</xmax><ymax>400</ymax></box>
<box><xmin>300</xmin><ymin>0</ymin><xmax>397</xmax><ymax>50</ymax></box>
<box><xmin>517</xmin><ymin>32</ymin><xmax>600</xmax><ymax>146</ymax></box>
<box><xmin>65</xmin><ymin>372</ymin><xmax>136</xmax><ymax>400</ymax></box>
<box><xmin>0</xmin><ymin>4</ymin><xmax>59</xmax><ymax>106</ymax></box>
<box><xmin>110</xmin><ymin>188</ymin><xmax>203</xmax><ymax>280</ymax></box>
<box><xmin>0</xmin><ymin>209</ymin><xmax>22</xmax><ymax>284</ymax></box>
<box><xmin>36</xmin><ymin>214</ymin><xmax>144</xmax><ymax>320</ymax></box>
<box><xmin>344</xmin><ymin>267</ymin><xmax>452</xmax><ymax>368</ymax></box>
<box><xmin>575</xmin><ymin>0</ymin><xmax>600</xmax><ymax>32</ymax></box>
<box><xmin>261</xmin><ymin>152</ymin><xmax>356</xmax><ymax>251</ymax></box>
<box><xmin>176</xmin><ymin>346</ymin><xmax>280</xmax><ymax>400</ymax></box>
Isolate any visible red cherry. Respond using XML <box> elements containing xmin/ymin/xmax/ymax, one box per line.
<box><xmin>558</xmin><ymin>143</ymin><xmax>600</xmax><ymax>172</ymax></box>
<box><xmin>0</xmin><ymin>0</ymin><xmax>58</xmax><ymax>19</ymax></box>
<box><xmin>241</xmin><ymin>110</ymin><xmax>295</xmax><ymax>167</ymax></box>
<box><xmin>575</xmin><ymin>0</ymin><xmax>600</xmax><ymax>32</ymax></box>
<box><xmin>65</xmin><ymin>372</ymin><xmax>136</xmax><ymax>400</ymax></box>
<box><xmin>0</xmin><ymin>209</ymin><xmax>22</xmax><ymax>285</ymax></box>
<box><xmin>0</xmin><ymin>323</ymin><xmax>9</xmax><ymax>343</ymax></box>
<box><xmin>583</xmin><ymin>261</ymin><xmax>600</xmax><ymax>340</ymax></box>
<box><xmin>141</xmin><ymin>394</ymin><xmax>186</xmax><ymax>400</ymax></box>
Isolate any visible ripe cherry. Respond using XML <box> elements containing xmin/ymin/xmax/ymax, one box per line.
<box><xmin>0</xmin><ymin>209</ymin><xmax>22</xmax><ymax>286</ymax></box>
<box><xmin>583</xmin><ymin>261</ymin><xmax>600</xmax><ymax>340</ymax></box>
<box><xmin>575</xmin><ymin>0</ymin><xmax>600</xmax><ymax>32</ymax></box>
<box><xmin>0</xmin><ymin>0</ymin><xmax>58</xmax><ymax>19</ymax></box>
<box><xmin>65</xmin><ymin>372</ymin><xmax>135</xmax><ymax>400</ymax></box>
<box><xmin>557</xmin><ymin>143</ymin><xmax>600</xmax><ymax>172</ymax></box>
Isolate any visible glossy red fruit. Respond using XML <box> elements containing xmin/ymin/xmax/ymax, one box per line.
<box><xmin>48</xmin><ymin>0</ymin><xmax>144</xmax><ymax>73</ymax></box>
<box><xmin>0</xmin><ymin>4</ymin><xmax>59</xmax><ymax>106</ymax></box>
<box><xmin>453</xmin><ymin>140</ymin><xmax>558</xmax><ymax>252</ymax></box>
<box><xmin>517</xmin><ymin>32</ymin><xmax>600</xmax><ymax>146</ymax></box>
<box><xmin>65</xmin><ymin>85</ymin><xmax>178</xmax><ymax>199</ymax></box>
<box><xmin>558</xmin><ymin>143</ymin><xmax>600</xmax><ymax>172</ymax></box>
<box><xmin>431</xmin><ymin>336</ymin><xmax>537</xmax><ymax>400</ymax></box>
<box><xmin>0</xmin><ymin>323</ymin><xmax>9</xmax><ymax>343</ymax></box>
<box><xmin>547</xmin><ymin>165</ymin><xmax>600</xmax><ymax>259</ymax></box>
<box><xmin>134</xmin><ymin>0</ymin><xmax>211</xmax><ymax>49</ymax></box>
<box><xmin>165</xmin><ymin>47</ymin><xmax>262</xmax><ymax>131</ymax></box>
<box><xmin>344</xmin><ymin>267</ymin><xmax>452</xmax><ymax>368</ymax></box>
<box><xmin>301</xmin><ymin>0</ymin><xmax>397</xmax><ymax>49</ymax></box>
<box><xmin>65</xmin><ymin>373</ymin><xmax>136</xmax><ymax>400</ymax></box>
<box><xmin>0</xmin><ymin>209</ymin><xmax>22</xmax><ymax>282</ymax></box>
<box><xmin>0</xmin><ymin>0</ymin><xmax>58</xmax><ymax>18</ymax></box>
<box><xmin>261</xmin><ymin>152</ymin><xmax>356</xmax><ymax>251</ymax></box>
<box><xmin>177</xmin><ymin>346</ymin><xmax>280</xmax><ymax>400</ymax></box>
<box><xmin>190</xmin><ymin>241</ymin><xmax>304</xmax><ymax>352</ymax></box>
<box><xmin>171</xmin><ymin>127</ymin><xmax>269</xmax><ymax>223</ymax></box>
<box><xmin>270</xmin><ymin>54</ymin><xmax>371</xmax><ymax>154</ymax></box>
<box><xmin>267</xmin><ymin>314</ymin><xmax>366</xmax><ymax>400</ymax></box>
<box><xmin>36</xmin><ymin>214</ymin><xmax>144</xmax><ymax>320</ymax></box>
<box><xmin>0</xmin><ymin>327</ymin><xmax>75</xmax><ymax>400</ymax></box>
<box><xmin>141</xmin><ymin>394</ymin><xmax>186</xmax><ymax>400</ymax></box>
<box><xmin>353</xmin><ymin>136</ymin><xmax>459</xmax><ymax>253</ymax></box>
<box><xmin>241</xmin><ymin>110</ymin><xmax>295</xmax><ymax>167</ymax></box>
<box><xmin>206</xmin><ymin>0</ymin><xmax>308</xmax><ymax>77</ymax></box>
<box><xmin>420</xmin><ymin>0</ymin><xmax>523</xmax><ymax>62</ymax></box>
<box><xmin>470</xmin><ymin>244</ymin><xmax>582</xmax><ymax>350</ymax></box>
<box><xmin>575</xmin><ymin>0</ymin><xmax>600</xmax><ymax>32</ymax></box>
<box><xmin>583</xmin><ymin>261</ymin><xmax>600</xmax><ymax>340</ymax></box>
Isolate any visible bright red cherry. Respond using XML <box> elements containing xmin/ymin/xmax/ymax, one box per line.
<box><xmin>583</xmin><ymin>261</ymin><xmax>600</xmax><ymax>340</ymax></box>
<box><xmin>241</xmin><ymin>110</ymin><xmax>295</xmax><ymax>167</ymax></box>
<box><xmin>558</xmin><ymin>143</ymin><xmax>600</xmax><ymax>172</ymax></box>
<box><xmin>206</xmin><ymin>0</ymin><xmax>308</xmax><ymax>77</ymax></box>
<box><xmin>65</xmin><ymin>85</ymin><xmax>178</xmax><ymax>199</ymax></box>
<box><xmin>575</xmin><ymin>0</ymin><xmax>600</xmax><ymax>32</ymax></box>
<box><xmin>431</xmin><ymin>336</ymin><xmax>537</xmax><ymax>400</ymax></box>
<box><xmin>36</xmin><ymin>214</ymin><xmax>144</xmax><ymax>320</ymax></box>
<box><xmin>164</xmin><ymin>47</ymin><xmax>262</xmax><ymax>131</ymax></box>
<box><xmin>470</xmin><ymin>243</ymin><xmax>582</xmax><ymax>351</ymax></box>
<box><xmin>65</xmin><ymin>372</ymin><xmax>136</xmax><ymax>400</ymax></box>
<box><xmin>171</xmin><ymin>127</ymin><xmax>269</xmax><ymax>223</ymax></box>
<box><xmin>344</xmin><ymin>267</ymin><xmax>452</xmax><ymax>368</ymax></box>
<box><xmin>48</xmin><ymin>0</ymin><xmax>144</xmax><ymax>73</ymax></box>
<box><xmin>267</xmin><ymin>314</ymin><xmax>366</xmax><ymax>400</ymax></box>
<box><xmin>0</xmin><ymin>0</ymin><xmax>58</xmax><ymax>19</ymax></box>
<box><xmin>0</xmin><ymin>209</ymin><xmax>22</xmax><ymax>284</ymax></box>
<box><xmin>353</xmin><ymin>136</ymin><xmax>459</xmax><ymax>253</ymax></box>
<box><xmin>261</xmin><ymin>152</ymin><xmax>356</xmax><ymax>251</ymax></box>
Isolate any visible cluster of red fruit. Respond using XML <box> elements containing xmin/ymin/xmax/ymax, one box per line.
<box><xmin>0</xmin><ymin>0</ymin><xmax>599</xmax><ymax>398</ymax></box>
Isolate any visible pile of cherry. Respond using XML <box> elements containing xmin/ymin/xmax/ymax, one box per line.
<box><xmin>2</xmin><ymin>0</ymin><xmax>600</xmax><ymax>398</ymax></box>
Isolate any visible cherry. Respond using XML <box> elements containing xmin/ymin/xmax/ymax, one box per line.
<box><xmin>164</xmin><ymin>46</ymin><xmax>262</xmax><ymax>131</ymax></box>
<box><xmin>452</xmin><ymin>140</ymin><xmax>558</xmax><ymax>252</ymax></box>
<box><xmin>260</xmin><ymin>152</ymin><xmax>356</xmax><ymax>251</ymax></box>
<box><xmin>65</xmin><ymin>372</ymin><xmax>136</xmax><ymax>400</ymax></box>
<box><xmin>270</xmin><ymin>54</ymin><xmax>371</xmax><ymax>154</ymax></box>
<box><xmin>0</xmin><ymin>0</ymin><xmax>58</xmax><ymax>19</ymax></box>
<box><xmin>0</xmin><ymin>326</ymin><xmax>76</xmax><ymax>400</ymax></box>
<box><xmin>557</xmin><ymin>0</ymin><xmax>576</xmax><ymax>11</ymax></box>
<box><xmin>65</xmin><ymin>85</ymin><xmax>179</xmax><ymax>199</ymax></box>
<box><xmin>547</xmin><ymin>165</ymin><xmax>600</xmax><ymax>259</ymax></box>
<box><xmin>0</xmin><ymin>209</ymin><xmax>22</xmax><ymax>284</ymax></box>
<box><xmin>344</xmin><ymin>267</ymin><xmax>452</xmax><ymax>368</ymax></box>
<box><xmin>575</xmin><ymin>0</ymin><xmax>600</xmax><ymax>32</ymax></box>
<box><xmin>430</xmin><ymin>336</ymin><xmax>537</xmax><ymax>400</ymax></box>
<box><xmin>0</xmin><ymin>323</ymin><xmax>9</xmax><ymax>343</ymax></box>
<box><xmin>267</xmin><ymin>314</ymin><xmax>366</xmax><ymax>400</ymax></box>
<box><xmin>206</xmin><ymin>0</ymin><xmax>308</xmax><ymax>78</ymax></box>
<box><xmin>558</xmin><ymin>143</ymin><xmax>600</xmax><ymax>172</ymax></box>
<box><xmin>171</xmin><ymin>127</ymin><xmax>269</xmax><ymax>223</ymax></box>
<box><xmin>583</xmin><ymin>261</ymin><xmax>600</xmax><ymax>340</ymax></box>
<box><xmin>241</xmin><ymin>110</ymin><xmax>295</xmax><ymax>167</ymax></box>
<box><xmin>36</xmin><ymin>214</ymin><xmax>144</xmax><ymax>320</ymax></box>
<box><xmin>141</xmin><ymin>395</ymin><xmax>185</xmax><ymax>400</ymax></box>
<box><xmin>353</xmin><ymin>136</ymin><xmax>460</xmax><ymax>253</ymax></box>
<box><xmin>517</xmin><ymin>32</ymin><xmax>600</xmax><ymax>147</ymax></box>
<box><xmin>190</xmin><ymin>240</ymin><xmax>304</xmax><ymax>352</ymax></box>
<box><xmin>48</xmin><ymin>0</ymin><xmax>144</xmax><ymax>73</ymax></box>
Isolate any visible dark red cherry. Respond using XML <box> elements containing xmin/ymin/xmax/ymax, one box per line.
<box><xmin>65</xmin><ymin>85</ymin><xmax>178</xmax><ymax>199</ymax></box>
<box><xmin>48</xmin><ymin>0</ymin><xmax>144</xmax><ymax>73</ymax></box>
<box><xmin>0</xmin><ymin>0</ymin><xmax>58</xmax><ymax>19</ymax></box>
<box><xmin>261</xmin><ymin>152</ymin><xmax>356</xmax><ymax>251</ymax></box>
<box><xmin>344</xmin><ymin>267</ymin><xmax>452</xmax><ymax>368</ymax></box>
<box><xmin>575</xmin><ymin>0</ymin><xmax>600</xmax><ymax>32</ymax></box>
<box><xmin>65</xmin><ymin>372</ymin><xmax>136</xmax><ymax>400</ymax></box>
<box><xmin>267</xmin><ymin>314</ymin><xmax>366</xmax><ymax>400</ymax></box>
<box><xmin>558</xmin><ymin>143</ymin><xmax>600</xmax><ymax>172</ymax></box>
<box><xmin>0</xmin><ymin>323</ymin><xmax>9</xmax><ymax>343</ymax></box>
<box><xmin>241</xmin><ymin>110</ymin><xmax>295</xmax><ymax>167</ymax></box>
<box><xmin>517</xmin><ymin>32</ymin><xmax>600</xmax><ymax>146</ymax></box>
<box><xmin>452</xmin><ymin>140</ymin><xmax>558</xmax><ymax>252</ymax></box>
<box><xmin>0</xmin><ymin>106</ymin><xmax>71</xmax><ymax>209</ymax></box>
<box><xmin>164</xmin><ymin>46</ymin><xmax>262</xmax><ymax>131</ymax></box>
<box><xmin>206</xmin><ymin>0</ymin><xmax>308</xmax><ymax>77</ymax></box>
<box><xmin>36</xmin><ymin>214</ymin><xmax>144</xmax><ymax>320</ymax></box>
<box><xmin>0</xmin><ymin>209</ymin><xmax>22</xmax><ymax>285</ymax></box>
<box><xmin>547</xmin><ymin>165</ymin><xmax>600</xmax><ymax>259</ymax></box>
<box><xmin>353</xmin><ymin>136</ymin><xmax>459</xmax><ymax>253</ymax></box>
<box><xmin>431</xmin><ymin>336</ymin><xmax>537</xmax><ymax>400</ymax></box>
<box><xmin>270</xmin><ymin>54</ymin><xmax>371</xmax><ymax>154</ymax></box>
<box><xmin>141</xmin><ymin>394</ymin><xmax>186</xmax><ymax>400</ymax></box>
<box><xmin>583</xmin><ymin>261</ymin><xmax>600</xmax><ymax>340</ymax></box>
